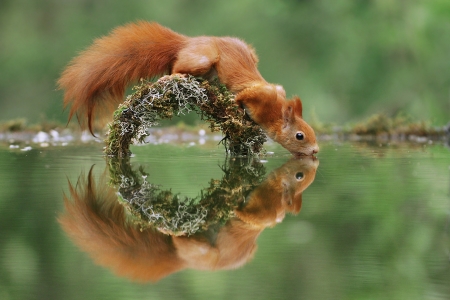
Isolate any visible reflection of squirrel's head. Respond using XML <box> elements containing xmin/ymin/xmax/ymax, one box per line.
<box><xmin>235</xmin><ymin>156</ymin><xmax>319</xmax><ymax>228</ymax></box>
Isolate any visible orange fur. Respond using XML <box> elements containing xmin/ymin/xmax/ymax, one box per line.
<box><xmin>59</xmin><ymin>157</ymin><xmax>318</xmax><ymax>282</ymax></box>
<box><xmin>58</xmin><ymin>21</ymin><xmax>319</xmax><ymax>156</ymax></box>
<box><xmin>58</xmin><ymin>169</ymin><xmax>185</xmax><ymax>282</ymax></box>
<box><xmin>235</xmin><ymin>156</ymin><xmax>319</xmax><ymax>227</ymax></box>
<box><xmin>235</xmin><ymin>84</ymin><xmax>318</xmax><ymax>156</ymax></box>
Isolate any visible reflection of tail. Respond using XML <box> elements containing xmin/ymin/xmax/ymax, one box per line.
<box><xmin>58</xmin><ymin>168</ymin><xmax>185</xmax><ymax>282</ymax></box>
<box><xmin>236</xmin><ymin>157</ymin><xmax>319</xmax><ymax>227</ymax></box>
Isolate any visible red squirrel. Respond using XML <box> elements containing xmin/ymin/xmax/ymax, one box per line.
<box><xmin>58</xmin><ymin>21</ymin><xmax>319</xmax><ymax>156</ymax></box>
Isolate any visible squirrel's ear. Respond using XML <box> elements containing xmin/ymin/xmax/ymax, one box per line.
<box><xmin>292</xmin><ymin>193</ymin><xmax>303</xmax><ymax>214</ymax></box>
<box><xmin>293</xmin><ymin>96</ymin><xmax>303</xmax><ymax>118</ymax></box>
<box><xmin>283</xmin><ymin>97</ymin><xmax>303</xmax><ymax>127</ymax></box>
<box><xmin>283</xmin><ymin>103</ymin><xmax>294</xmax><ymax>127</ymax></box>
<box><xmin>281</xmin><ymin>180</ymin><xmax>303</xmax><ymax>214</ymax></box>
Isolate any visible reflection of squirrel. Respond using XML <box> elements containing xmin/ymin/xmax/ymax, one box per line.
<box><xmin>58</xmin><ymin>22</ymin><xmax>319</xmax><ymax>156</ymax></box>
<box><xmin>59</xmin><ymin>157</ymin><xmax>318</xmax><ymax>282</ymax></box>
<box><xmin>235</xmin><ymin>157</ymin><xmax>318</xmax><ymax>227</ymax></box>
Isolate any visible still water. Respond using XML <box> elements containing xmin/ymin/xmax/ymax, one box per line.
<box><xmin>0</xmin><ymin>139</ymin><xmax>449</xmax><ymax>300</ymax></box>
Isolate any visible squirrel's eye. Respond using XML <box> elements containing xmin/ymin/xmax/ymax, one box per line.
<box><xmin>295</xmin><ymin>172</ymin><xmax>304</xmax><ymax>180</ymax></box>
<box><xmin>296</xmin><ymin>132</ymin><xmax>304</xmax><ymax>140</ymax></box>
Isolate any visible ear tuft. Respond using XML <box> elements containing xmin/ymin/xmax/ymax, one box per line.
<box><xmin>291</xmin><ymin>193</ymin><xmax>302</xmax><ymax>214</ymax></box>
<box><xmin>293</xmin><ymin>96</ymin><xmax>303</xmax><ymax>118</ymax></box>
<box><xmin>283</xmin><ymin>104</ymin><xmax>294</xmax><ymax>126</ymax></box>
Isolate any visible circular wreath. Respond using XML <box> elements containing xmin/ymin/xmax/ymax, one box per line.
<box><xmin>108</xmin><ymin>157</ymin><xmax>266</xmax><ymax>236</ymax></box>
<box><xmin>104</xmin><ymin>74</ymin><xmax>267</xmax><ymax>157</ymax></box>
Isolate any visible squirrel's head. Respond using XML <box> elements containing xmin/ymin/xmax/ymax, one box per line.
<box><xmin>275</xmin><ymin>97</ymin><xmax>319</xmax><ymax>157</ymax></box>
<box><xmin>235</xmin><ymin>84</ymin><xmax>319</xmax><ymax>157</ymax></box>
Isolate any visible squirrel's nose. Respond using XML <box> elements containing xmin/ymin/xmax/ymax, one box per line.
<box><xmin>312</xmin><ymin>145</ymin><xmax>319</xmax><ymax>155</ymax></box>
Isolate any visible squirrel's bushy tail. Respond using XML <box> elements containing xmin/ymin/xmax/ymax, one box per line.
<box><xmin>58</xmin><ymin>22</ymin><xmax>187</xmax><ymax>134</ymax></box>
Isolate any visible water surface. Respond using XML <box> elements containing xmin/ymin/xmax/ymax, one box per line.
<box><xmin>0</xmin><ymin>140</ymin><xmax>449</xmax><ymax>300</ymax></box>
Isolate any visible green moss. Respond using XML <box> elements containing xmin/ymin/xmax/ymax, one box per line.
<box><xmin>104</xmin><ymin>74</ymin><xmax>266</xmax><ymax>157</ymax></box>
<box><xmin>312</xmin><ymin>113</ymin><xmax>446</xmax><ymax>139</ymax></box>
<box><xmin>0</xmin><ymin>118</ymin><xmax>77</xmax><ymax>133</ymax></box>
<box><xmin>1</xmin><ymin>119</ymin><xmax>27</xmax><ymax>132</ymax></box>
<box><xmin>350</xmin><ymin>114</ymin><xmax>440</xmax><ymax>136</ymax></box>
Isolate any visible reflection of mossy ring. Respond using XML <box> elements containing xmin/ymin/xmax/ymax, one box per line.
<box><xmin>104</xmin><ymin>74</ymin><xmax>267</xmax><ymax>157</ymax></box>
<box><xmin>108</xmin><ymin>157</ymin><xmax>266</xmax><ymax>236</ymax></box>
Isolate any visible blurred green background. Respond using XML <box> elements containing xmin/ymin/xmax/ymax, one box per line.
<box><xmin>1</xmin><ymin>0</ymin><xmax>449</xmax><ymax>127</ymax></box>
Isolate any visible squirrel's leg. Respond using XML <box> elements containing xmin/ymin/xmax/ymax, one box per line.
<box><xmin>172</xmin><ymin>38</ymin><xmax>220</xmax><ymax>77</ymax></box>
